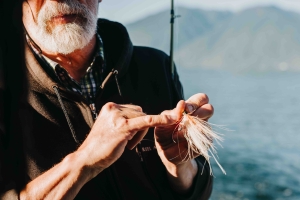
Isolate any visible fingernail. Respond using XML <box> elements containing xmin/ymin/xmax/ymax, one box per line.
<box><xmin>186</xmin><ymin>104</ymin><xmax>194</xmax><ymax>113</ymax></box>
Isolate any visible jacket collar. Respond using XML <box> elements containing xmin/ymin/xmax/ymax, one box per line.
<box><xmin>97</xmin><ymin>19</ymin><xmax>133</xmax><ymax>78</ymax></box>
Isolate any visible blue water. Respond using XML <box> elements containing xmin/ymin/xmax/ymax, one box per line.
<box><xmin>179</xmin><ymin>68</ymin><xmax>300</xmax><ymax>200</ymax></box>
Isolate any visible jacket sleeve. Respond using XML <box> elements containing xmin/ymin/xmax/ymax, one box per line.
<box><xmin>0</xmin><ymin>74</ymin><xmax>20</xmax><ymax>199</ymax></box>
<box><xmin>0</xmin><ymin>88</ymin><xmax>20</xmax><ymax>200</ymax></box>
<box><xmin>0</xmin><ymin>54</ymin><xmax>23</xmax><ymax>199</ymax></box>
<box><xmin>173</xmin><ymin>157</ymin><xmax>213</xmax><ymax>200</ymax></box>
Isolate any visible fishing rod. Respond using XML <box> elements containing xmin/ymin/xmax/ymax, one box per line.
<box><xmin>170</xmin><ymin>0</ymin><xmax>176</xmax><ymax>79</ymax></box>
<box><xmin>169</xmin><ymin>0</ymin><xmax>180</xmax><ymax>79</ymax></box>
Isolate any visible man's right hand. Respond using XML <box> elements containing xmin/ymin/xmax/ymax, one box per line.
<box><xmin>20</xmin><ymin>102</ymin><xmax>178</xmax><ymax>200</ymax></box>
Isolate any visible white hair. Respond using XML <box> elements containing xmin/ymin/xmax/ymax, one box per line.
<box><xmin>35</xmin><ymin>0</ymin><xmax>98</xmax><ymax>54</ymax></box>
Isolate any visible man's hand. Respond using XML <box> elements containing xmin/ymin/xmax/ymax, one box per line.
<box><xmin>154</xmin><ymin>93</ymin><xmax>214</xmax><ymax>194</ymax></box>
<box><xmin>20</xmin><ymin>102</ymin><xmax>178</xmax><ymax>200</ymax></box>
<box><xmin>77</xmin><ymin>102</ymin><xmax>178</xmax><ymax>178</ymax></box>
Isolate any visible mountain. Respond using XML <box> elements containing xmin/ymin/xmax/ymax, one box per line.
<box><xmin>126</xmin><ymin>7</ymin><xmax>232</xmax><ymax>53</ymax></box>
<box><xmin>126</xmin><ymin>6</ymin><xmax>300</xmax><ymax>72</ymax></box>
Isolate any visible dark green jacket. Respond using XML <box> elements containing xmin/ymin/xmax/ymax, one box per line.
<box><xmin>0</xmin><ymin>19</ymin><xmax>212</xmax><ymax>200</ymax></box>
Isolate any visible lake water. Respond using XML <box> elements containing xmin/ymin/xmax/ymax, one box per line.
<box><xmin>178</xmin><ymin>68</ymin><xmax>300</xmax><ymax>200</ymax></box>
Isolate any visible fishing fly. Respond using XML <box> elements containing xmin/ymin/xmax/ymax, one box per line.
<box><xmin>173</xmin><ymin>111</ymin><xmax>226</xmax><ymax>175</ymax></box>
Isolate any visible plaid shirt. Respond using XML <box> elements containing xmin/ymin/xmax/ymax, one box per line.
<box><xmin>26</xmin><ymin>34</ymin><xmax>106</xmax><ymax>104</ymax></box>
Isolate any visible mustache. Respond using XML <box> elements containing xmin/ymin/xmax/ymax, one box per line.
<box><xmin>38</xmin><ymin>0</ymin><xmax>91</xmax><ymax>23</ymax></box>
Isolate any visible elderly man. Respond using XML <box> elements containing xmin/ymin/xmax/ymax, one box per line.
<box><xmin>0</xmin><ymin>0</ymin><xmax>213</xmax><ymax>199</ymax></box>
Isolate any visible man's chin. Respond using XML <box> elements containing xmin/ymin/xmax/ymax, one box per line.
<box><xmin>35</xmin><ymin>19</ymin><xmax>96</xmax><ymax>54</ymax></box>
<box><xmin>47</xmin><ymin>43</ymin><xmax>84</xmax><ymax>55</ymax></box>
<box><xmin>37</xmin><ymin>31</ymin><xmax>90</xmax><ymax>54</ymax></box>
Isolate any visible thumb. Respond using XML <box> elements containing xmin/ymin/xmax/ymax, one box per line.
<box><xmin>160</xmin><ymin>100</ymin><xmax>186</xmax><ymax>116</ymax></box>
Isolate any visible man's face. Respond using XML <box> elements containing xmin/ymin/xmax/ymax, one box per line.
<box><xmin>23</xmin><ymin>0</ymin><xmax>100</xmax><ymax>54</ymax></box>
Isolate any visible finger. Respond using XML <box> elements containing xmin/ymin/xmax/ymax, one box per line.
<box><xmin>117</xmin><ymin>108</ymin><xmax>146</xmax><ymax>119</ymax></box>
<box><xmin>115</xmin><ymin>105</ymin><xmax>146</xmax><ymax>120</ymax></box>
<box><xmin>185</xmin><ymin>93</ymin><xmax>209</xmax><ymax>113</ymax></box>
<box><xmin>126</xmin><ymin>129</ymin><xmax>148</xmax><ymax>150</ymax></box>
<box><xmin>128</xmin><ymin>114</ymin><xmax>179</xmax><ymax>131</ymax></box>
<box><xmin>161</xmin><ymin>100</ymin><xmax>185</xmax><ymax>116</ymax></box>
<box><xmin>192</xmin><ymin>104</ymin><xmax>214</xmax><ymax>120</ymax></box>
<box><xmin>101</xmin><ymin>102</ymin><xmax>142</xmax><ymax>113</ymax></box>
<box><xmin>118</xmin><ymin>104</ymin><xmax>143</xmax><ymax>112</ymax></box>
<box><xmin>155</xmin><ymin>125</ymin><xmax>188</xmax><ymax>148</ymax></box>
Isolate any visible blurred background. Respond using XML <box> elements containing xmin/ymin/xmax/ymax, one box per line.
<box><xmin>98</xmin><ymin>1</ymin><xmax>300</xmax><ymax>199</ymax></box>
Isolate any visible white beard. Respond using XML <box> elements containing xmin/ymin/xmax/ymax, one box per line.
<box><xmin>35</xmin><ymin>0</ymin><xmax>98</xmax><ymax>55</ymax></box>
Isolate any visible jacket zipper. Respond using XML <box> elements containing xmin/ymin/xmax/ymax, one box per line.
<box><xmin>89</xmin><ymin>103</ymin><xmax>98</xmax><ymax>120</ymax></box>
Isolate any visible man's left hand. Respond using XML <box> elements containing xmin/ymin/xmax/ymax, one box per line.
<box><xmin>154</xmin><ymin>93</ymin><xmax>214</xmax><ymax>193</ymax></box>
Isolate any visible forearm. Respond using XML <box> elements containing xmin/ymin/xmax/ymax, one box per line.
<box><xmin>19</xmin><ymin>151</ymin><xmax>97</xmax><ymax>200</ymax></box>
<box><xmin>166</xmin><ymin>159</ymin><xmax>198</xmax><ymax>194</ymax></box>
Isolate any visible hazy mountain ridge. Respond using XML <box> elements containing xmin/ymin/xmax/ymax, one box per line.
<box><xmin>126</xmin><ymin>6</ymin><xmax>300</xmax><ymax>72</ymax></box>
<box><xmin>126</xmin><ymin>7</ymin><xmax>233</xmax><ymax>53</ymax></box>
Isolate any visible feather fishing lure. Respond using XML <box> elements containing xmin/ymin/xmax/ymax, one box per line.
<box><xmin>174</xmin><ymin>112</ymin><xmax>226</xmax><ymax>175</ymax></box>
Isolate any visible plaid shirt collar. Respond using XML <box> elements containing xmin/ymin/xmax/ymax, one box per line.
<box><xmin>26</xmin><ymin>34</ymin><xmax>106</xmax><ymax>103</ymax></box>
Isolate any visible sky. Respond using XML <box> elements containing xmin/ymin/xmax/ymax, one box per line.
<box><xmin>98</xmin><ymin>0</ymin><xmax>300</xmax><ymax>24</ymax></box>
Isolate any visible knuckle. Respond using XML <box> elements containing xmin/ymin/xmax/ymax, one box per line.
<box><xmin>118</xmin><ymin>118</ymin><xmax>128</xmax><ymax>127</ymax></box>
<box><xmin>123</xmin><ymin>104</ymin><xmax>143</xmax><ymax>112</ymax></box>
<box><xmin>135</xmin><ymin>105</ymin><xmax>143</xmax><ymax>112</ymax></box>
<box><xmin>104</xmin><ymin>102</ymin><xmax>117</xmax><ymax>110</ymax></box>
<box><xmin>144</xmin><ymin>115</ymin><xmax>154</xmax><ymax>124</ymax></box>
<box><xmin>187</xmin><ymin>93</ymin><xmax>209</xmax><ymax>107</ymax></box>
<box><xmin>198</xmin><ymin>93</ymin><xmax>209</xmax><ymax>103</ymax></box>
<box><xmin>207</xmin><ymin>104</ymin><xmax>214</xmax><ymax>112</ymax></box>
<box><xmin>205</xmin><ymin>104</ymin><xmax>214</xmax><ymax>117</ymax></box>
